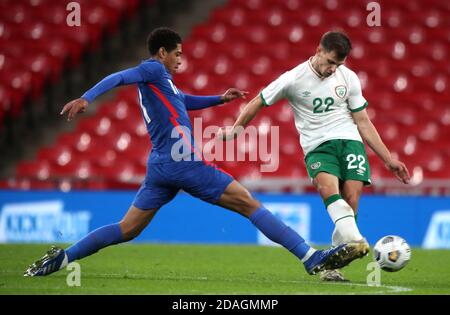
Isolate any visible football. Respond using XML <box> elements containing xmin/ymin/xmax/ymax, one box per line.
<box><xmin>373</xmin><ymin>235</ymin><xmax>412</xmax><ymax>272</ymax></box>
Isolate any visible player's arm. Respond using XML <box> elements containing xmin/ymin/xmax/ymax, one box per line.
<box><xmin>352</xmin><ymin>109</ymin><xmax>410</xmax><ymax>184</ymax></box>
<box><xmin>184</xmin><ymin>88</ymin><xmax>248</xmax><ymax>111</ymax></box>
<box><xmin>219</xmin><ymin>70</ymin><xmax>292</xmax><ymax>140</ymax></box>
<box><xmin>61</xmin><ymin>67</ymin><xmax>146</xmax><ymax>121</ymax></box>
<box><xmin>218</xmin><ymin>94</ymin><xmax>265</xmax><ymax>140</ymax></box>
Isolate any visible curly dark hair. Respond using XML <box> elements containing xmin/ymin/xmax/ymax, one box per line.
<box><xmin>147</xmin><ymin>27</ymin><xmax>182</xmax><ymax>56</ymax></box>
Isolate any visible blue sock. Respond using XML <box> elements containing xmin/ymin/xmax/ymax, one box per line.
<box><xmin>249</xmin><ymin>207</ymin><xmax>313</xmax><ymax>261</ymax></box>
<box><xmin>66</xmin><ymin>223</ymin><xmax>124</xmax><ymax>262</ymax></box>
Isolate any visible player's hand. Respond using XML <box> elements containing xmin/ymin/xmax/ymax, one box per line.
<box><xmin>385</xmin><ymin>159</ymin><xmax>410</xmax><ymax>184</ymax></box>
<box><xmin>220</xmin><ymin>88</ymin><xmax>249</xmax><ymax>103</ymax></box>
<box><xmin>217</xmin><ymin>126</ymin><xmax>238</xmax><ymax>141</ymax></box>
<box><xmin>60</xmin><ymin>98</ymin><xmax>89</xmax><ymax>121</ymax></box>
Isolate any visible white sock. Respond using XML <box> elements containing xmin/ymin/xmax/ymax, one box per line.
<box><xmin>327</xmin><ymin>198</ymin><xmax>363</xmax><ymax>242</ymax></box>
<box><xmin>332</xmin><ymin>228</ymin><xmax>344</xmax><ymax>246</ymax></box>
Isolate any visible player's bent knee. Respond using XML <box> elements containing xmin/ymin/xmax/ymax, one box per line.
<box><xmin>119</xmin><ymin>222</ymin><xmax>143</xmax><ymax>241</ymax></box>
<box><xmin>317</xmin><ymin>184</ymin><xmax>336</xmax><ymax>199</ymax></box>
<box><xmin>219</xmin><ymin>182</ymin><xmax>260</xmax><ymax>216</ymax></box>
<box><xmin>244</xmin><ymin>197</ymin><xmax>260</xmax><ymax>212</ymax></box>
<box><xmin>236</xmin><ymin>195</ymin><xmax>260</xmax><ymax>217</ymax></box>
<box><xmin>121</xmin><ymin>229</ymin><xmax>140</xmax><ymax>242</ymax></box>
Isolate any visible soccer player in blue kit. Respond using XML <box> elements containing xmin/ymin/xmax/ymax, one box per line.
<box><xmin>24</xmin><ymin>28</ymin><xmax>367</xmax><ymax>278</ymax></box>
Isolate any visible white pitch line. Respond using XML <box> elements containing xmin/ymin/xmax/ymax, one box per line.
<box><xmin>274</xmin><ymin>278</ymin><xmax>413</xmax><ymax>294</ymax></box>
<box><xmin>316</xmin><ymin>281</ymin><xmax>413</xmax><ymax>294</ymax></box>
<box><xmin>88</xmin><ymin>273</ymin><xmax>413</xmax><ymax>294</ymax></box>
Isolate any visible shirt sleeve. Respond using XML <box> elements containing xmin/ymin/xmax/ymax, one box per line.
<box><xmin>81</xmin><ymin>61</ymin><xmax>165</xmax><ymax>103</ymax></box>
<box><xmin>260</xmin><ymin>70</ymin><xmax>293</xmax><ymax>106</ymax></box>
<box><xmin>81</xmin><ymin>67</ymin><xmax>145</xmax><ymax>103</ymax></box>
<box><xmin>136</xmin><ymin>61</ymin><xmax>164</xmax><ymax>83</ymax></box>
<box><xmin>183</xmin><ymin>94</ymin><xmax>223</xmax><ymax>110</ymax></box>
<box><xmin>347</xmin><ymin>70</ymin><xmax>368</xmax><ymax>112</ymax></box>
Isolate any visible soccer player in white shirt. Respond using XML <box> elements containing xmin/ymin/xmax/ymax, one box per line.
<box><xmin>220</xmin><ymin>31</ymin><xmax>411</xmax><ymax>281</ymax></box>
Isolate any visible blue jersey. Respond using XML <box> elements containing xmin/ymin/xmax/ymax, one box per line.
<box><xmin>136</xmin><ymin>60</ymin><xmax>195</xmax><ymax>163</ymax></box>
<box><xmin>81</xmin><ymin>59</ymin><xmax>233</xmax><ymax>209</ymax></box>
<box><xmin>82</xmin><ymin>59</ymin><xmax>222</xmax><ymax>164</ymax></box>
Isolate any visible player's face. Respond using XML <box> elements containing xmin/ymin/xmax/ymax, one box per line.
<box><xmin>163</xmin><ymin>44</ymin><xmax>182</xmax><ymax>75</ymax></box>
<box><xmin>316</xmin><ymin>48</ymin><xmax>345</xmax><ymax>77</ymax></box>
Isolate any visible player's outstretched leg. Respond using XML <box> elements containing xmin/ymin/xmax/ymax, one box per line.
<box><xmin>217</xmin><ymin>181</ymin><xmax>367</xmax><ymax>275</ymax></box>
<box><xmin>335</xmin><ymin>238</ymin><xmax>370</xmax><ymax>265</ymax></box>
<box><xmin>320</xmin><ymin>180</ymin><xmax>367</xmax><ymax>281</ymax></box>
<box><xmin>320</xmin><ymin>221</ymin><xmax>369</xmax><ymax>281</ymax></box>
<box><xmin>24</xmin><ymin>206</ymin><xmax>157</xmax><ymax>277</ymax></box>
<box><xmin>24</xmin><ymin>222</ymin><xmax>124</xmax><ymax>277</ymax></box>
<box><xmin>24</xmin><ymin>246</ymin><xmax>67</xmax><ymax>277</ymax></box>
<box><xmin>320</xmin><ymin>228</ymin><xmax>348</xmax><ymax>281</ymax></box>
<box><xmin>249</xmin><ymin>207</ymin><xmax>368</xmax><ymax>275</ymax></box>
<box><xmin>319</xmin><ymin>240</ymin><xmax>369</xmax><ymax>281</ymax></box>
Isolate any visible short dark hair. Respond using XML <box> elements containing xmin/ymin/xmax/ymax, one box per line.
<box><xmin>147</xmin><ymin>27</ymin><xmax>182</xmax><ymax>56</ymax></box>
<box><xmin>320</xmin><ymin>31</ymin><xmax>352</xmax><ymax>60</ymax></box>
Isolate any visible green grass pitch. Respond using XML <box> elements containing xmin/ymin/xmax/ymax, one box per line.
<box><xmin>1</xmin><ymin>243</ymin><xmax>449</xmax><ymax>294</ymax></box>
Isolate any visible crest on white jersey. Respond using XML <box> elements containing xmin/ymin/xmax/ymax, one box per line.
<box><xmin>335</xmin><ymin>85</ymin><xmax>347</xmax><ymax>99</ymax></box>
<box><xmin>301</xmin><ymin>91</ymin><xmax>311</xmax><ymax>97</ymax></box>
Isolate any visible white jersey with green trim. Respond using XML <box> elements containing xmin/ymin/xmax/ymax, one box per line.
<box><xmin>260</xmin><ymin>57</ymin><xmax>368</xmax><ymax>156</ymax></box>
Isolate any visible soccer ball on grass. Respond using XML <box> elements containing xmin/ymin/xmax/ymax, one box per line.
<box><xmin>373</xmin><ymin>235</ymin><xmax>411</xmax><ymax>272</ymax></box>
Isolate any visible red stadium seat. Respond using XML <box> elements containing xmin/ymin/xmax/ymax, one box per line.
<box><xmin>376</xmin><ymin>122</ymin><xmax>400</xmax><ymax>142</ymax></box>
<box><xmin>116</xmin><ymin>87</ymin><xmax>139</xmax><ymax>105</ymax></box>
<box><xmin>97</xmin><ymin>100</ymin><xmax>135</xmax><ymax>122</ymax></box>
<box><xmin>0</xmin><ymin>0</ymin><xmax>122</xmax><ymax>124</ymax></box>
<box><xmin>408</xmin><ymin>151</ymin><xmax>445</xmax><ymax>175</ymax></box>
<box><xmin>0</xmin><ymin>4</ymin><xmax>34</xmax><ymax>25</ymax></box>
<box><xmin>190</xmin><ymin>23</ymin><xmax>230</xmax><ymax>44</ymax></box>
<box><xmin>98</xmin><ymin>160</ymin><xmax>138</xmax><ymax>184</ymax></box>
<box><xmin>16</xmin><ymin>160</ymin><xmax>51</xmax><ymax>180</ymax></box>
<box><xmin>57</xmin><ymin>131</ymin><xmax>94</xmax><ymax>154</ymax></box>
<box><xmin>211</xmin><ymin>7</ymin><xmax>247</xmax><ymax>27</ymax></box>
<box><xmin>0</xmin><ymin>53</ymin><xmax>47</xmax><ymax>98</ymax></box>
<box><xmin>37</xmin><ymin>145</ymin><xmax>73</xmax><ymax>168</ymax></box>
<box><xmin>76</xmin><ymin>115</ymin><xmax>117</xmax><ymax>137</ymax></box>
<box><xmin>76</xmin><ymin>141</ymin><xmax>118</xmax><ymax>169</ymax></box>
<box><xmin>50</xmin><ymin>157</ymin><xmax>94</xmax><ymax>179</ymax></box>
<box><xmin>32</xmin><ymin>5</ymin><xmax>68</xmax><ymax>26</ymax></box>
<box><xmin>94</xmin><ymin>0</ymin><xmax>140</xmax><ymax>19</ymax></box>
<box><xmin>8</xmin><ymin>0</ymin><xmax>450</xmax><ymax>190</ymax></box>
<box><xmin>0</xmin><ymin>68</ymin><xmax>32</xmax><ymax>117</ymax></box>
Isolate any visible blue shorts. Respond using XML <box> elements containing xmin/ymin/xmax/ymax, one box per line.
<box><xmin>133</xmin><ymin>160</ymin><xmax>234</xmax><ymax>210</ymax></box>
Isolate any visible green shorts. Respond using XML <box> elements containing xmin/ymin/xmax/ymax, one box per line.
<box><xmin>304</xmin><ymin>139</ymin><xmax>371</xmax><ymax>185</ymax></box>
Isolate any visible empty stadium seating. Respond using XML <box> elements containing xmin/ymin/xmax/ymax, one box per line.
<box><xmin>8</xmin><ymin>0</ymin><xmax>450</xmax><ymax>192</ymax></box>
<box><xmin>0</xmin><ymin>0</ymin><xmax>139</xmax><ymax>127</ymax></box>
